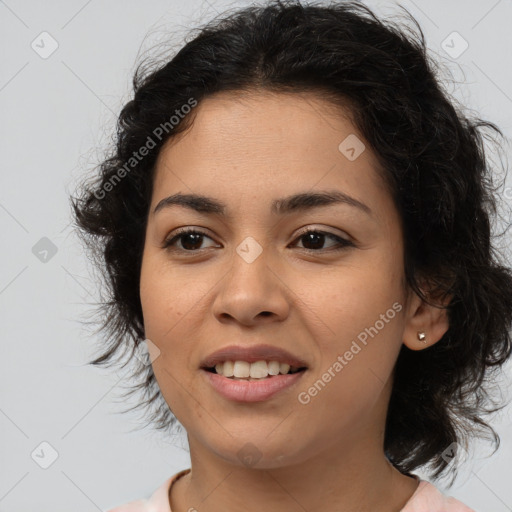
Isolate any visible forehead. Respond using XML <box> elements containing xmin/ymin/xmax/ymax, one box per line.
<box><xmin>160</xmin><ymin>89</ymin><xmax>363</xmax><ymax>162</ymax></box>
<box><xmin>152</xmin><ymin>90</ymin><xmax>392</xmax><ymax>221</ymax></box>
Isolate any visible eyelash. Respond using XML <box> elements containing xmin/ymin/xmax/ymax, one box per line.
<box><xmin>162</xmin><ymin>227</ymin><xmax>354</xmax><ymax>254</ymax></box>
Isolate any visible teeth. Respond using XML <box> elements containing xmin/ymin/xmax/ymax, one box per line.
<box><xmin>268</xmin><ymin>361</ymin><xmax>280</xmax><ymax>375</ymax></box>
<box><xmin>222</xmin><ymin>361</ymin><xmax>234</xmax><ymax>377</ymax></box>
<box><xmin>249</xmin><ymin>360</ymin><xmax>268</xmax><ymax>378</ymax></box>
<box><xmin>233</xmin><ymin>361</ymin><xmax>250</xmax><ymax>378</ymax></box>
<box><xmin>212</xmin><ymin>360</ymin><xmax>302</xmax><ymax>378</ymax></box>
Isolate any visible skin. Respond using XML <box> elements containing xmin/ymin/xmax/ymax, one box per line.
<box><xmin>139</xmin><ymin>90</ymin><xmax>450</xmax><ymax>512</ymax></box>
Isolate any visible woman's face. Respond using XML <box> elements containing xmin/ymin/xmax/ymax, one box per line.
<box><xmin>140</xmin><ymin>90</ymin><xmax>419</xmax><ymax>468</ymax></box>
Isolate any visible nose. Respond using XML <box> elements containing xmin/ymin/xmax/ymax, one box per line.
<box><xmin>212</xmin><ymin>243</ymin><xmax>291</xmax><ymax>327</ymax></box>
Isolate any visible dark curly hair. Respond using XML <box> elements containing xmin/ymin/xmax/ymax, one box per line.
<box><xmin>71</xmin><ymin>0</ymin><xmax>512</xmax><ymax>482</ymax></box>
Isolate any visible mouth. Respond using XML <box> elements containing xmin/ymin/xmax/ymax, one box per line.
<box><xmin>201</xmin><ymin>362</ymin><xmax>308</xmax><ymax>402</ymax></box>
<box><xmin>200</xmin><ymin>344</ymin><xmax>309</xmax><ymax>375</ymax></box>
<box><xmin>199</xmin><ymin>344</ymin><xmax>309</xmax><ymax>401</ymax></box>
<box><xmin>202</xmin><ymin>361</ymin><xmax>308</xmax><ymax>380</ymax></box>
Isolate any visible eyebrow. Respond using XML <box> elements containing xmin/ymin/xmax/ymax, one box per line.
<box><xmin>152</xmin><ymin>190</ymin><xmax>372</xmax><ymax>217</ymax></box>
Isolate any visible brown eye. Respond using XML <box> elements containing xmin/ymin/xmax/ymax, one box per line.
<box><xmin>162</xmin><ymin>227</ymin><xmax>353</xmax><ymax>254</ymax></box>
<box><xmin>163</xmin><ymin>229</ymin><xmax>216</xmax><ymax>251</ymax></box>
<box><xmin>291</xmin><ymin>229</ymin><xmax>353</xmax><ymax>252</ymax></box>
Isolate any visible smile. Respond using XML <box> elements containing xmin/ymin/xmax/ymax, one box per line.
<box><xmin>201</xmin><ymin>366</ymin><xmax>307</xmax><ymax>402</ymax></box>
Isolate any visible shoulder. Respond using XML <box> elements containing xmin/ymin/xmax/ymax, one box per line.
<box><xmin>106</xmin><ymin>468</ymin><xmax>191</xmax><ymax>512</ymax></box>
<box><xmin>401</xmin><ymin>480</ymin><xmax>476</xmax><ymax>512</ymax></box>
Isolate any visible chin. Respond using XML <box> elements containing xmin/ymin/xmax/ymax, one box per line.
<box><xmin>207</xmin><ymin>434</ymin><xmax>311</xmax><ymax>470</ymax></box>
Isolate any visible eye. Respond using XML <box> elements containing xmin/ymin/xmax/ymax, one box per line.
<box><xmin>162</xmin><ymin>227</ymin><xmax>354</xmax><ymax>253</ymax></box>
<box><xmin>162</xmin><ymin>228</ymin><xmax>217</xmax><ymax>252</ymax></box>
<box><xmin>290</xmin><ymin>229</ymin><xmax>354</xmax><ymax>252</ymax></box>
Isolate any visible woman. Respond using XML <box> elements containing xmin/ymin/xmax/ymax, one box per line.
<box><xmin>72</xmin><ymin>1</ymin><xmax>512</xmax><ymax>510</ymax></box>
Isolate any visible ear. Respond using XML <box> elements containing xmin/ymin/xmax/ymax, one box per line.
<box><xmin>402</xmin><ymin>286</ymin><xmax>452</xmax><ymax>351</ymax></box>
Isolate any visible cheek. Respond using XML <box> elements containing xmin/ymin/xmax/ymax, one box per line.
<box><xmin>309</xmin><ymin>261</ymin><xmax>403</xmax><ymax>325</ymax></box>
<box><xmin>140</xmin><ymin>256</ymin><xmax>206</xmax><ymax>335</ymax></box>
<box><xmin>300</xmin><ymin>276</ymin><xmax>405</xmax><ymax>433</ymax></box>
<box><xmin>139</xmin><ymin>255</ymin><xmax>218</xmax><ymax>383</ymax></box>
<box><xmin>307</xmin><ymin>255</ymin><xmax>406</xmax><ymax>366</ymax></box>
<box><xmin>139</xmin><ymin>260</ymin><xmax>206</xmax><ymax>417</ymax></box>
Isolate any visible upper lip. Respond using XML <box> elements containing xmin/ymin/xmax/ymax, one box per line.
<box><xmin>200</xmin><ymin>344</ymin><xmax>309</xmax><ymax>369</ymax></box>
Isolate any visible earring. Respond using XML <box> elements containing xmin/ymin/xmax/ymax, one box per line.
<box><xmin>417</xmin><ymin>331</ymin><xmax>427</xmax><ymax>344</ymax></box>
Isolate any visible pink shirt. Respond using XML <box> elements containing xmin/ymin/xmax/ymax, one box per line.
<box><xmin>107</xmin><ymin>468</ymin><xmax>475</xmax><ymax>511</ymax></box>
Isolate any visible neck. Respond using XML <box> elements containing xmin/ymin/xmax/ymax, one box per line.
<box><xmin>170</xmin><ymin>435</ymin><xmax>419</xmax><ymax>512</ymax></box>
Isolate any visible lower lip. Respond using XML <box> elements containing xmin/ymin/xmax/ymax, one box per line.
<box><xmin>201</xmin><ymin>369</ymin><xmax>306</xmax><ymax>402</ymax></box>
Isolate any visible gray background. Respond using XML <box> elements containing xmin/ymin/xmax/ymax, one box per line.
<box><xmin>1</xmin><ymin>0</ymin><xmax>511</xmax><ymax>511</ymax></box>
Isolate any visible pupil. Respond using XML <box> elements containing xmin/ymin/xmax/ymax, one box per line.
<box><xmin>182</xmin><ymin>233</ymin><xmax>203</xmax><ymax>250</ymax></box>
<box><xmin>303</xmin><ymin>232</ymin><xmax>323</xmax><ymax>249</ymax></box>
<box><xmin>180</xmin><ymin>232</ymin><xmax>326</xmax><ymax>251</ymax></box>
